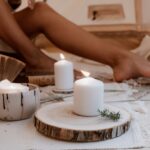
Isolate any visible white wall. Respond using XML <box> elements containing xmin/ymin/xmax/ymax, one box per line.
<box><xmin>18</xmin><ymin>0</ymin><xmax>150</xmax><ymax>26</ymax></box>
<box><xmin>142</xmin><ymin>0</ymin><xmax>150</xmax><ymax>25</ymax></box>
<box><xmin>47</xmin><ymin>0</ymin><xmax>136</xmax><ymax>25</ymax></box>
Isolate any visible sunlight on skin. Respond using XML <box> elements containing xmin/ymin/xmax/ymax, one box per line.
<box><xmin>27</xmin><ymin>0</ymin><xmax>35</xmax><ymax>9</ymax></box>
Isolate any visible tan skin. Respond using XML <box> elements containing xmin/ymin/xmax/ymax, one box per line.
<box><xmin>0</xmin><ymin>0</ymin><xmax>150</xmax><ymax>82</ymax></box>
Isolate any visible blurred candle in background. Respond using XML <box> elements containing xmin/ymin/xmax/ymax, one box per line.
<box><xmin>54</xmin><ymin>53</ymin><xmax>74</xmax><ymax>91</ymax></box>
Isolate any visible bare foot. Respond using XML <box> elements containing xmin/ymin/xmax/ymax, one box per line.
<box><xmin>113</xmin><ymin>53</ymin><xmax>150</xmax><ymax>82</ymax></box>
<box><xmin>25</xmin><ymin>56</ymin><xmax>55</xmax><ymax>75</ymax></box>
<box><xmin>25</xmin><ymin>55</ymin><xmax>83</xmax><ymax>78</ymax></box>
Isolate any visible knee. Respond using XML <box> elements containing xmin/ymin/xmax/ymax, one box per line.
<box><xmin>34</xmin><ymin>2</ymin><xmax>55</xmax><ymax>15</ymax></box>
<box><xmin>32</xmin><ymin>2</ymin><xmax>56</xmax><ymax>29</ymax></box>
<box><xmin>32</xmin><ymin>2</ymin><xmax>56</xmax><ymax>20</ymax></box>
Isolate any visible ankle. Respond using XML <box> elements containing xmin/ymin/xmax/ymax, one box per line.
<box><xmin>113</xmin><ymin>52</ymin><xmax>134</xmax><ymax>82</ymax></box>
<box><xmin>112</xmin><ymin>51</ymin><xmax>131</xmax><ymax>68</ymax></box>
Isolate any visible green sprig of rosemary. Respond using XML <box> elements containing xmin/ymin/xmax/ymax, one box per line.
<box><xmin>98</xmin><ymin>109</ymin><xmax>121</xmax><ymax>121</ymax></box>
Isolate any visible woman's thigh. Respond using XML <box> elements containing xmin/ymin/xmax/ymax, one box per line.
<box><xmin>13</xmin><ymin>7</ymin><xmax>41</xmax><ymax>36</ymax></box>
<box><xmin>13</xmin><ymin>2</ymin><xmax>57</xmax><ymax>37</ymax></box>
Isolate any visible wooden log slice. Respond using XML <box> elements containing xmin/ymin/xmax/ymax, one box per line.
<box><xmin>34</xmin><ymin>102</ymin><xmax>131</xmax><ymax>142</ymax></box>
<box><xmin>0</xmin><ymin>54</ymin><xmax>25</xmax><ymax>81</ymax></box>
<box><xmin>28</xmin><ymin>75</ymin><xmax>55</xmax><ymax>86</ymax></box>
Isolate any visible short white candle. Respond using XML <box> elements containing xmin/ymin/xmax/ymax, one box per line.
<box><xmin>0</xmin><ymin>80</ymin><xmax>29</xmax><ymax>94</ymax></box>
<box><xmin>54</xmin><ymin>54</ymin><xmax>74</xmax><ymax>90</ymax></box>
<box><xmin>73</xmin><ymin>71</ymin><xmax>104</xmax><ymax>117</ymax></box>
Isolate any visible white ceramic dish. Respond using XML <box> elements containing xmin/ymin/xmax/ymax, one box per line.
<box><xmin>0</xmin><ymin>83</ymin><xmax>40</xmax><ymax>121</ymax></box>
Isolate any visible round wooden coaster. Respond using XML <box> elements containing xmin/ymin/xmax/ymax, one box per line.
<box><xmin>34</xmin><ymin>102</ymin><xmax>131</xmax><ymax>142</ymax></box>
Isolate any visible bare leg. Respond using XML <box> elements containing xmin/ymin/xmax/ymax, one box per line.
<box><xmin>0</xmin><ymin>1</ymin><xmax>54</xmax><ymax>74</ymax></box>
<box><xmin>14</xmin><ymin>3</ymin><xmax>122</xmax><ymax>67</ymax></box>
<box><xmin>1</xmin><ymin>1</ymin><xmax>150</xmax><ymax>81</ymax></box>
<box><xmin>13</xmin><ymin>2</ymin><xmax>150</xmax><ymax>81</ymax></box>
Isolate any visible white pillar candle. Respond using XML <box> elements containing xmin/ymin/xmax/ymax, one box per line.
<box><xmin>0</xmin><ymin>80</ymin><xmax>29</xmax><ymax>94</ymax></box>
<box><xmin>73</xmin><ymin>71</ymin><xmax>104</xmax><ymax>117</ymax></box>
<box><xmin>54</xmin><ymin>54</ymin><xmax>74</xmax><ymax>90</ymax></box>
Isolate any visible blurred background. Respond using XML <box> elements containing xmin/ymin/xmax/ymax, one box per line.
<box><xmin>16</xmin><ymin>0</ymin><xmax>150</xmax><ymax>54</ymax></box>
<box><xmin>18</xmin><ymin>0</ymin><xmax>150</xmax><ymax>32</ymax></box>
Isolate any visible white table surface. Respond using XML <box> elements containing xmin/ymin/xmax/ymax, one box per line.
<box><xmin>0</xmin><ymin>99</ymin><xmax>150</xmax><ymax>150</ymax></box>
<box><xmin>0</xmin><ymin>76</ymin><xmax>150</xmax><ymax>150</ymax></box>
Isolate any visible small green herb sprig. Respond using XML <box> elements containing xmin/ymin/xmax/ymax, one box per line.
<box><xmin>98</xmin><ymin>109</ymin><xmax>121</xmax><ymax>121</ymax></box>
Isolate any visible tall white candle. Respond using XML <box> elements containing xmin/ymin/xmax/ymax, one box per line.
<box><xmin>54</xmin><ymin>54</ymin><xmax>74</xmax><ymax>90</ymax></box>
<box><xmin>73</xmin><ymin>71</ymin><xmax>104</xmax><ymax>117</ymax></box>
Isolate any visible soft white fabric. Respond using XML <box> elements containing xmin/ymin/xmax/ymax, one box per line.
<box><xmin>132</xmin><ymin>35</ymin><xmax>150</xmax><ymax>60</ymax></box>
<box><xmin>0</xmin><ymin>99</ymin><xmax>145</xmax><ymax>150</ymax></box>
<box><xmin>40</xmin><ymin>80</ymin><xmax>150</xmax><ymax>104</ymax></box>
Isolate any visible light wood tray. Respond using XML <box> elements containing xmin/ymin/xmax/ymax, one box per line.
<box><xmin>34</xmin><ymin>101</ymin><xmax>131</xmax><ymax>142</ymax></box>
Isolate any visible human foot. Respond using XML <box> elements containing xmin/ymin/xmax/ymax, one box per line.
<box><xmin>25</xmin><ymin>56</ymin><xmax>55</xmax><ymax>75</ymax></box>
<box><xmin>25</xmin><ymin>56</ymin><xmax>83</xmax><ymax>79</ymax></box>
<box><xmin>113</xmin><ymin>53</ymin><xmax>150</xmax><ymax>82</ymax></box>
